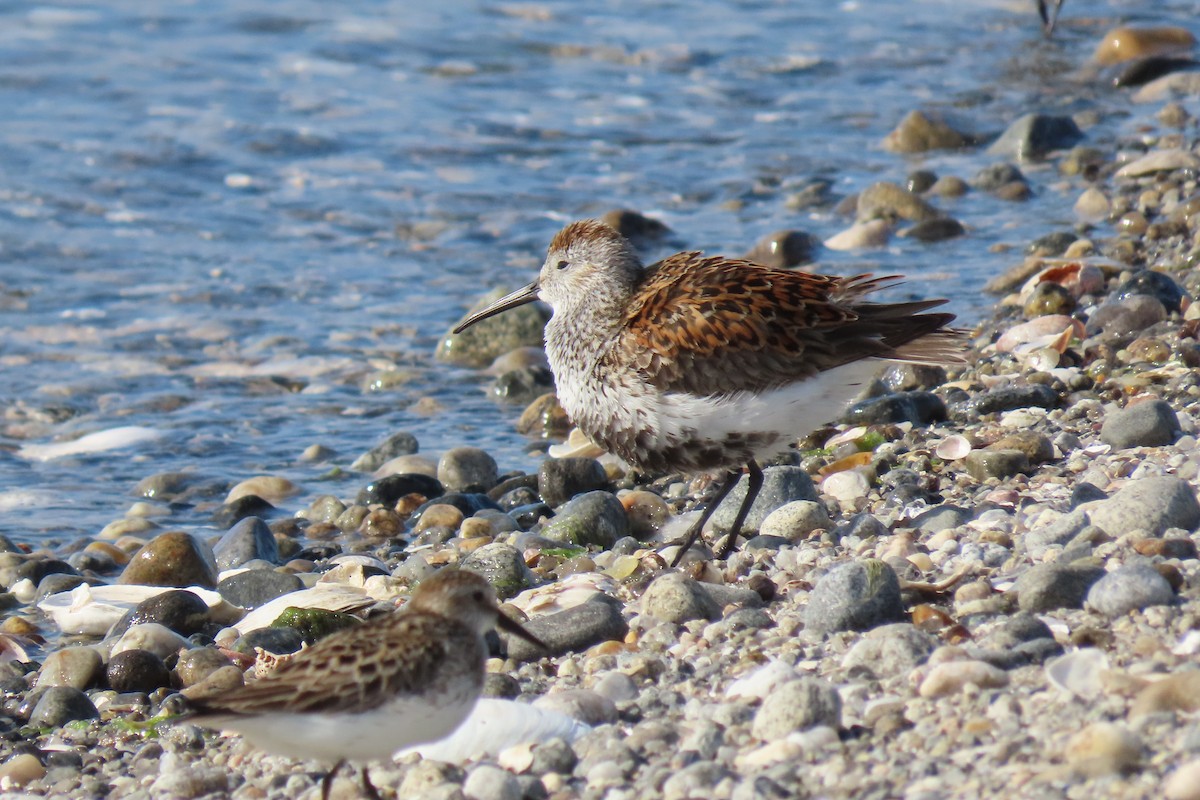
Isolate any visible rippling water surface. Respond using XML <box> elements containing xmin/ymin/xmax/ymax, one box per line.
<box><xmin>0</xmin><ymin>0</ymin><xmax>1190</xmax><ymax>542</ymax></box>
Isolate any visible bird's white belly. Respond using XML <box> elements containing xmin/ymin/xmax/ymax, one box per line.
<box><xmin>654</xmin><ymin>360</ymin><xmax>881</xmax><ymax>454</ymax></box>
<box><xmin>215</xmin><ymin>694</ymin><xmax>477</xmax><ymax>762</ymax></box>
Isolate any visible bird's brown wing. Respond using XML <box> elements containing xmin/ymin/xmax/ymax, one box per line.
<box><xmin>608</xmin><ymin>254</ymin><xmax>958</xmax><ymax>397</ymax></box>
<box><xmin>190</xmin><ymin>613</ymin><xmax>479</xmax><ymax>717</ymax></box>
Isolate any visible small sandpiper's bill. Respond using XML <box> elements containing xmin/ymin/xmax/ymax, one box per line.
<box><xmin>187</xmin><ymin>569</ymin><xmax>544</xmax><ymax>800</ymax></box>
<box><xmin>454</xmin><ymin>219</ymin><xmax>963</xmax><ymax>565</ymax></box>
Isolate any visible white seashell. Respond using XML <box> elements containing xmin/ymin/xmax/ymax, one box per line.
<box><xmin>824</xmin><ymin>426</ymin><xmax>868</xmax><ymax>448</ymax></box>
<box><xmin>934</xmin><ymin>435</ymin><xmax>972</xmax><ymax>461</ymax></box>
<box><xmin>18</xmin><ymin>426</ymin><xmax>165</xmax><ymax>461</ymax></box>
<box><xmin>824</xmin><ymin>219</ymin><xmax>891</xmax><ymax>251</ymax></box>
<box><xmin>38</xmin><ymin>584</ymin><xmax>230</xmax><ymax>636</ymax></box>
<box><xmin>397</xmin><ymin>698</ymin><xmax>589</xmax><ymax>764</ymax></box>
<box><xmin>1172</xmin><ymin>630</ymin><xmax>1200</xmax><ymax>656</ymax></box>
<box><xmin>547</xmin><ymin>427</ymin><xmax>606</xmax><ymax>459</ymax></box>
<box><xmin>725</xmin><ymin>659</ymin><xmax>799</xmax><ymax>700</ymax></box>
<box><xmin>111</xmin><ymin>623</ymin><xmax>193</xmax><ymax>659</ymax></box>
<box><xmin>993</xmin><ymin>315</ymin><xmax>1085</xmax><ymax>353</ymax></box>
<box><xmin>1046</xmin><ymin>648</ymin><xmax>1110</xmax><ymax>698</ymax></box>
<box><xmin>507</xmin><ymin>573</ymin><xmax>620</xmax><ymax>618</ymax></box>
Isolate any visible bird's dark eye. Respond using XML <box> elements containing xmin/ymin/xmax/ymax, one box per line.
<box><xmin>556</xmin><ymin>260</ymin><xmax>569</xmax><ymax>270</ymax></box>
<box><xmin>472</xmin><ymin>590</ymin><xmax>486</xmax><ymax>602</ymax></box>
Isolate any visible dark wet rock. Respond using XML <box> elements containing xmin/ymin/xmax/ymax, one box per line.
<box><xmin>1115</xmin><ymin>270</ymin><xmax>1188</xmax><ymax>312</ymax></box>
<box><xmin>503</xmin><ymin>596</ymin><xmax>627</xmax><ymax>662</ymax></box>
<box><xmin>482</xmin><ymin>672</ymin><xmax>520</xmax><ymax>699</ymax></box>
<box><xmin>1101</xmin><ymin>400</ymin><xmax>1181</xmax><ymax>449</ymax></box>
<box><xmin>964</xmin><ymin>449</ymin><xmax>1030</xmax><ymax>481</ymax></box>
<box><xmin>958</xmin><ymin>384</ymin><xmax>1058</xmax><ymax>416</ymax></box>
<box><xmin>134</xmin><ymin>472</ymin><xmax>198</xmax><ymax>502</ymax></box>
<box><xmin>35</xmin><ymin>574</ymin><xmax>88</xmax><ymax>603</ymax></box>
<box><xmin>508</xmin><ymin>502</ymin><xmax>553</xmax><ymax>529</ymax></box>
<box><xmin>642</xmin><ymin>573</ymin><xmax>721</xmax><ymax>624</ymax></box>
<box><xmin>987</xmin><ymin>113</ymin><xmax>1084</xmax><ymax>160</ymax></box>
<box><xmin>235</xmin><ymin>626</ymin><xmax>305</xmax><ymax>656</ymax></box>
<box><xmin>744</xmin><ymin>534</ymin><xmax>790</xmax><ymax>551</ymax></box>
<box><xmin>1086</xmin><ymin>562</ymin><xmax>1176</xmax><ymax>617</ymax></box>
<box><xmin>37</xmin><ymin>647</ymin><xmax>103</xmax><ymax>690</ymax></box>
<box><xmin>29</xmin><ymin>687</ymin><xmax>98</xmax><ymax>727</ymax></box>
<box><xmin>438</xmin><ymin>447</ymin><xmax>499</xmax><ymax>493</ymax></box>
<box><xmin>461</xmin><ymin>543</ymin><xmax>536</xmax><ymax>600</ymax></box>
<box><xmin>600</xmin><ymin>209</ymin><xmax>672</xmax><ymax>250</ymax></box>
<box><xmin>492</xmin><ymin>366</ymin><xmax>555</xmax><ymax>404</ymax></box>
<box><xmin>751</xmin><ymin>678</ymin><xmax>841</xmax><ymax>740</ymax></box>
<box><xmin>211</xmin><ymin>495</ymin><xmax>276</xmax><ymax>529</ymax></box>
<box><xmin>496</xmin><ymin>483</ymin><xmax>542</xmax><ymax>511</ymax></box>
<box><xmin>905</xmin><ymin>217</ymin><xmax>966</xmax><ymax>242</ymax></box>
<box><xmin>107</xmin><ymin>650</ymin><xmax>171</xmax><ymax>694</ymax></box>
<box><xmin>906</xmin><ymin>170</ymin><xmax>938</xmax><ymax>194</ymax></box>
<box><xmin>844</xmin><ymin>391</ymin><xmax>947</xmax><ymax>425</ymax></box>
<box><xmin>710</xmin><ymin>467</ymin><xmax>819</xmax><ymax>535</ymax></box>
<box><xmin>216</xmin><ymin>570</ymin><xmax>303</xmax><ymax>610</ymax></box>
<box><xmin>488</xmin><ymin>473</ymin><xmax>539</xmax><ymax>502</ymax></box>
<box><xmin>118</xmin><ymin>590</ymin><xmax>211</xmax><ymax>638</ymax></box>
<box><xmin>439</xmin><ymin>289</ymin><xmax>551</xmax><ymax>368</ymax></box>
<box><xmin>856</xmin><ymin>181</ymin><xmax>940</xmax><ymax>222</ymax></box>
<box><xmin>909</xmin><ymin>505</ymin><xmax>972</xmax><ymax>534</ymax></box>
<box><xmin>175</xmin><ymin>648</ymin><xmax>235</xmax><ymax>689</ymax></box>
<box><xmin>303</xmin><ymin>495</ymin><xmax>346</xmax><ymax>525</ymax></box>
<box><xmin>350</xmin><ymin>431</ymin><xmax>420</xmax><ymax>473</ymax></box>
<box><xmin>883</xmin><ymin>110</ymin><xmax>971</xmax><ymax>153</ymax></box>
<box><xmin>541</xmin><ymin>491</ymin><xmax>630</xmax><ymax>549</ymax></box>
<box><xmin>515</xmin><ymin>393</ymin><xmax>572</xmax><ymax>438</ymax></box>
<box><xmin>119</xmin><ymin>532</ymin><xmax>219</xmax><ymax>589</ymax></box>
<box><xmin>930</xmin><ymin>175</ymin><xmax>969</xmax><ymax>197</ymax></box>
<box><xmin>1025</xmin><ymin>282</ymin><xmax>1075</xmax><ymax>316</ymax></box>
<box><xmin>1015</xmin><ymin>562</ymin><xmax>1105</xmax><ymax>612</ymax></box>
<box><xmin>804</xmin><ymin>559</ymin><xmax>904</xmax><ymax>635</ymax></box>
<box><xmin>842</xmin><ymin>623</ymin><xmax>936</xmax><ymax>677</ymax></box>
<box><xmin>357</xmin><ymin>473</ymin><xmax>444</xmax><ymax>507</ymax></box>
<box><xmin>269</xmin><ymin>607</ymin><xmax>359</xmax><ymax>645</ymax></box>
<box><xmin>538</xmin><ymin>458</ymin><xmax>610</xmax><ymax>508</ymax></box>
<box><xmin>1113</xmin><ymin>56</ymin><xmax>1200</xmax><ymax>88</ymax></box>
<box><xmin>973</xmin><ymin>162</ymin><xmax>1027</xmax><ymax>191</ymax></box>
<box><xmin>744</xmin><ymin>230</ymin><xmax>820</xmax><ymax>268</ymax></box>
<box><xmin>17</xmin><ymin>558</ymin><xmax>78</xmax><ymax>587</ymax></box>
<box><xmin>213</xmin><ymin>517</ymin><xmax>279</xmax><ymax>571</ymax></box>
<box><xmin>879</xmin><ymin>364</ymin><xmax>948</xmax><ymax>392</ymax></box>
<box><xmin>1085</xmin><ymin>295</ymin><xmax>1167</xmax><ymax>337</ymax></box>
<box><xmin>1083</xmin><ymin>476</ymin><xmax>1200</xmax><ymax>537</ymax></box>
<box><xmin>530</xmin><ymin>738</ymin><xmax>578</xmax><ymax>776</ymax></box>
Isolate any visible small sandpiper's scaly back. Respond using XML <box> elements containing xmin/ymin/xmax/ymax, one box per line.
<box><xmin>455</xmin><ymin>220</ymin><xmax>964</xmax><ymax>564</ymax></box>
<box><xmin>186</xmin><ymin>569</ymin><xmax>543</xmax><ymax>800</ymax></box>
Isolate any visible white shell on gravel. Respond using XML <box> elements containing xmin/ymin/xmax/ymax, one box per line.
<box><xmin>725</xmin><ymin>659</ymin><xmax>799</xmax><ymax>700</ymax></box>
<box><xmin>110</xmin><ymin>623</ymin><xmax>193</xmax><ymax>659</ymax></box>
<box><xmin>18</xmin><ymin>426</ymin><xmax>165</xmax><ymax>461</ymax></box>
<box><xmin>38</xmin><ymin>584</ymin><xmax>230</xmax><ymax>636</ymax></box>
<box><xmin>935</xmin><ymin>435</ymin><xmax>972</xmax><ymax>461</ymax></box>
<box><xmin>1046</xmin><ymin>648</ymin><xmax>1110</xmax><ymax>698</ymax></box>
<box><xmin>396</xmin><ymin>698</ymin><xmax>589</xmax><ymax>764</ymax></box>
<box><xmin>1172</xmin><ymin>630</ymin><xmax>1200</xmax><ymax>656</ymax></box>
<box><xmin>547</xmin><ymin>427</ymin><xmax>606</xmax><ymax>459</ymax></box>
<box><xmin>507</xmin><ymin>572</ymin><xmax>619</xmax><ymax>618</ymax></box>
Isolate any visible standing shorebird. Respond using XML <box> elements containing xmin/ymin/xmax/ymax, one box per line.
<box><xmin>454</xmin><ymin>220</ymin><xmax>962</xmax><ymax>565</ymax></box>
<box><xmin>1037</xmin><ymin>0</ymin><xmax>1065</xmax><ymax>36</ymax></box>
<box><xmin>187</xmin><ymin>569</ymin><xmax>544</xmax><ymax>800</ymax></box>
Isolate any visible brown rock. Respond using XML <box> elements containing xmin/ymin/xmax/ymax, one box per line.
<box><xmin>118</xmin><ymin>532</ymin><xmax>219</xmax><ymax>589</ymax></box>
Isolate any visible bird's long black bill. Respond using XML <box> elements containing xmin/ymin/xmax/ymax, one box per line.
<box><xmin>452</xmin><ymin>282</ymin><xmax>541</xmax><ymax>333</ymax></box>
<box><xmin>496</xmin><ymin>611</ymin><xmax>548</xmax><ymax>651</ymax></box>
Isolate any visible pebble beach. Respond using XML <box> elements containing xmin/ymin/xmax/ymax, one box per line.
<box><xmin>4</xmin><ymin>5</ymin><xmax>1200</xmax><ymax>800</ymax></box>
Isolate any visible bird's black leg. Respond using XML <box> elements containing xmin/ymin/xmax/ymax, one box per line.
<box><xmin>360</xmin><ymin>765</ymin><xmax>382</xmax><ymax>800</ymax></box>
<box><xmin>321</xmin><ymin>759</ymin><xmax>345</xmax><ymax>800</ymax></box>
<box><xmin>670</xmin><ymin>467</ymin><xmax>743</xmax><ymax>567</ymax></box>
<box><xmin>716</xmin><ymin>460</ymin><xmax>763</xmax><ymax>559</ymax></box>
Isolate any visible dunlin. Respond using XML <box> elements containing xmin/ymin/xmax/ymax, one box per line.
<box><xmin>454</xmin><ymin>219</ymin><xmax>963</xmax><ymax>565</ymax></box>
<box><xmin>187</xmin><ymin>569</ymin><xmax>543</xmax><ymax>800</ymax></box>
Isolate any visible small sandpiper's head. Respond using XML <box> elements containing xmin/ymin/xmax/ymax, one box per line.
<box><xmin>408</xmin><ymin>569</ymin><xmax>544</xmax><ymax>648</ymax></box>
<box><xmin>451</xmin><ymin>220</ymin><xmax>642</xmax><ymax>333</ymax></box>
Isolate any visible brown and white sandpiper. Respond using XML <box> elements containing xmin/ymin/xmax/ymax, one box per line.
<box><xmin>454</xmin><ymin>219</ymin><xmax>963</xmax><ymax>565</ymax></box>
<box><xmin>187</xmin><ymin>569</ymin><xmax>544</xmax><ymax>800</ymax></box>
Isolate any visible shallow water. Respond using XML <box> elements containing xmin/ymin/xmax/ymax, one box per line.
<box><xmin>0</xmin><ymin>0</ymin><xmax>1190</xmax><ymax>543</ymax></box>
